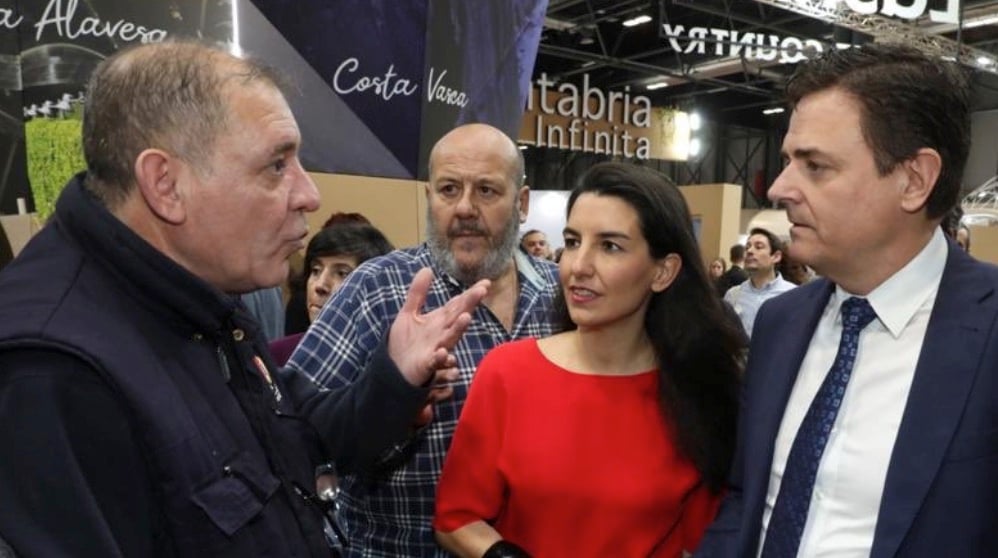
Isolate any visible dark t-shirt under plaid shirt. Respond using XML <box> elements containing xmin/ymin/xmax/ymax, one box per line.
<box><xmin>286</xmin><ymin>244</ymin><xmax>559</xmax><ymax>557</ymax></box>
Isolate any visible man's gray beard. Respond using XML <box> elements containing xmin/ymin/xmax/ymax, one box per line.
<box><xmin>426</xmin><ymin>209</ymin><xmax>520</xmax><ymax>286</ymax></box>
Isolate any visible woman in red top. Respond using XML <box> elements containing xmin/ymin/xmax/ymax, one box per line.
<box><xmin>434</xmin><ymin>162</ymin><xmax>745</xmax><ymax>557</ymax></box>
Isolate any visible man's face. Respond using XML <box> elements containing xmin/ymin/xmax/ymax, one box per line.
<box><xmin>744</xmin><ymin>234</ymin><xmax>780</xmax><ymax>276</ymax></box>
<box><xmin>522</xmin><ymin>232</ymin><xmax>549</xmax><ymax>258</ymax></box>
<box><xmin>426</xmin><ymin>132</ymin><xmax>526</xmax><ymax>284</ymax></box>
<box><xmin>768</xmin><ymin>87</ymin><xmax>910</xmax><ymax>281</ymax></box>
<box><xmin>177</xmin><ymin>81</ymin><xmax>320</xmax><ymax>293</ymax></box>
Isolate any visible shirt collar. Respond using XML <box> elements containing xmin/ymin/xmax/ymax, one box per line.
<box><xmin>833</xmin><ymin>227</ymin><xmax>946</xmax><ymax>338</ymax></box>
<box><xmin>746</xmin><ymin>273</ymin><xmax>787</xmax><ymax>292</ymax></box>
<box><xmin>513</xmin><ymin>248</ymin><xmax>549</xmax><ymax>291</ymax></box>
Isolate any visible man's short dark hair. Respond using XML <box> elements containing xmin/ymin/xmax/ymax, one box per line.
<box><xmin>82</xmin><ymin>40</ymin><xmax>285</xmax><ymax>208</ymax></box>
<box><xmin>785</xmin><ymin>42</ymin><xmax>970</xmax><ymax>220</ymax></box>
<box><xmin>748</xmin><ymin>227</ymin><xmax>783</xmax><ymax>256</ymax></box>
<box><xmin>520</xmin><ymin>229</ymin><xmax>543</xmax><ymax>241</ymax></box>
<box><xmin>729</xmin><ymin>244</ymin><xmax>745</xmax><ymax>263</ymax></box>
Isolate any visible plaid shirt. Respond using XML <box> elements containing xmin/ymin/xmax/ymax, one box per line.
<box><xmin>287</xmin><ymin>244</ymin><xmax>559</xmax><ymax>557</ymax></box>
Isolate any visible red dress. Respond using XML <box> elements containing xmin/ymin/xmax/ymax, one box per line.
<box><xmin>434</xmin><ymin>338</ymin><xmax>720</xmax><ymax>557</ymax></box>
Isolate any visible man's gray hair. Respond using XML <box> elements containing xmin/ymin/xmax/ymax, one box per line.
<box><xmin>81</xmin><ymin>40</ymin><xmax>285</xmax><ymax>208</ymax></box>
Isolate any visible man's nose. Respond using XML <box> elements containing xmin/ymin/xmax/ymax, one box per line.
<box><xmin>768</xmin><ymin>165</ymin><xmax>793</xmax><ymax>205</ymax></box>
<box><xmin>291</xmin><ymin>159</ymin><xmax>320</xmax><ymax>212</ymax></box>
<box><xmin>454</xmin><ymin>188</ymin><xmax>476</xmax><ymax>218</ymax></box>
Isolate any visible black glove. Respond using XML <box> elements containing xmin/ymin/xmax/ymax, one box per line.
<box><xmin>481</xmin><ymin>540</ymin><xmax>531</xmax><ymax>558</ymax></box>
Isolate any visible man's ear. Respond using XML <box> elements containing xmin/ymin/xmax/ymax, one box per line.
<box><xmin>651</xmin><ymin>253</ymin><xmax>682</xmax><ymax>293</ymax></box>
<box><xmin>134</xmin><ymin>148</ymin><xmax>185</xmax><ymax>225</ymax></box>
<box><xmin>517</xmin><ymin>186</ymin><xmax>530</xmax><ymax>223</ymax></box>
<box><xmin>900</xmin><ymin>147</ymin><xmax>942</xmax><ymax>214</ymax></box>
<box><xmin>772</xmin><ymin>249</ymin><xmax>783</xmax><ymax>266</ymax></box>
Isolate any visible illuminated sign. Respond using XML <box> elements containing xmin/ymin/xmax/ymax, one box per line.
<box><xmin>519</xmin><ymin>73</ymin><xmax>690</xmax><ymax>161</ymax></box>
<box><xmin>662</xmin><ymin>25</ymin><xmax>826</xmax><ymax>64</ymax></box>
<box><xmin>823</xmin><ymin>0</ymin><xmax>960</xmax><ymax>25</ymax></box>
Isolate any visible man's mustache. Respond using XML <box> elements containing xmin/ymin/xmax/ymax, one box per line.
<box><xmin>449</xmin><ymin>222</ymin><xmax>487</xmax><ymax>236</ymax></box>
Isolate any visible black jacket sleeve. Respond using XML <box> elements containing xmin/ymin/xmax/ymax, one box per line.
<box><xmin>0</xmin><ymin>349</ymin><xmax>160</xmax><ymax>558</ymax></box>
<box><xmin>279</xmin><ymin>334</ymin><xmax>430</xmax><ymax>474</ymax></box>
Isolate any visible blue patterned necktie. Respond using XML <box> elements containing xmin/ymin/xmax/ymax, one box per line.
<box><xmin>760</xmin><ymin>297</ymin><xmax>878</xmax><ymax>558</ymax></box>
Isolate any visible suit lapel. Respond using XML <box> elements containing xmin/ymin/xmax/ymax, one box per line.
<box><xmin>871</xmin><ymin>252</ymin><xmax>998</xmax><ymax>558</ymax></box>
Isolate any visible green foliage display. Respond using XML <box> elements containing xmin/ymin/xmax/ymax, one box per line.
<box><xmin>25</xmin><ymin>116</ymin><xmax>85</xmax><ymax>222</ymax></box>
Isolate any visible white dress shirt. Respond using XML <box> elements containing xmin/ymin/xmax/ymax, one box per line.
<box><xmin>758</xmin><ymin>228</ymin><xmax>948</xmax><ymax>557</ymax></box>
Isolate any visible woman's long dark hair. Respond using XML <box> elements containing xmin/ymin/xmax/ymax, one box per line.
<box><xmin>554</xmin><ymin>162</ymin><xmax>744</xmax><ymax>492</ymax></box>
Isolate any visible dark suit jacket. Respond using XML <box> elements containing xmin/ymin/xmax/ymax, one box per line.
<box><xmin>696</xmin><ymin>242</ymin><xmax>998</xmax><ymax>557</ymax></box>
<box><xmin>717</xmin><ymin>265</ymin><xmax>749</xmax><ymax>296</ymax></box>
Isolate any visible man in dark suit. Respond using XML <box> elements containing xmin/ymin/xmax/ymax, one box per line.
<box><xmin>716</xmin><ymin>243</ymin><xmax>748</xmax><ymax>296</ymax></box>
<box><xmin>696</xmin><ymin>43</ymin><xmax>998</xmax><ymax>557</ymax></box>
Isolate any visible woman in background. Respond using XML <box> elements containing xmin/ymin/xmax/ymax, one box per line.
<box><xmin>709</xmin><ymin>257</ymin><xmax>726</xmax><ymax>280</ymax></box>
<box><xmin>434</xmin><ymin>162</ymin><xmax>744</xmax><ymax>558</ymax></box>
<box><xmin>269</xmin><ymin>222</ymin><xmax>393</xmax><ymax>365</ymax></box>
<box><xmin>710</xmin><ymin>257</ymin><xmax>729</xmax><ymax>297</ymax></box>
<box><xmin>284</xmin><ymin>212</ymin><xmax>375</xmax><ymax>334</ymax></box>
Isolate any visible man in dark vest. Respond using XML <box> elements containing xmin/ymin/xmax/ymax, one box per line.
<box><xmin>0</xmin><ymin>41</ymin><xmax>486</xmax><ymax>557</ymax></box>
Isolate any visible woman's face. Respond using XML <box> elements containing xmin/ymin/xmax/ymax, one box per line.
<box><xmin>306</xmin><ymin>254</ymin><xmax>359</xmax><ymax>322</ymax></box>
<box><xmin>559</xmin><ymin>193</ymin><xmax>676</xmax><ymax>334</ymax></box>
<box><xmin>709</xmin><ymin>259</ymin><xmax>725</xmax><ymax>279</ymax></box>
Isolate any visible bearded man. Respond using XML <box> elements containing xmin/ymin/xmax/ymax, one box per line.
<box><xmin>286</xmin><ymin>123</ymin><xmax>559</xmax><ymax>557</ymax></box>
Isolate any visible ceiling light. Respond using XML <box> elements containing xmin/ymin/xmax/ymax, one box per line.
<box><xmin>689</xmin><ymin>112</ymin><xmax>702</xmax><ymax>131</ymax></box>
<box><xmin>646</xmin><ymin>80</ymin><xmax>669</xmax><ymax>90</ymax></box>
<box><xmin>763</xmin><ymin>107</ymin><xmax>786</xmax><ymax>115</ymax></box>
<box><xmin>977</xmin><ymin>55</ymin><xmax>995</xmax><ymax>67</ymax></box>
<box><xmin>689</xmin><ymin>138</ymin><xmax>702</xmax><ymax>157</ymax></box>
<box><xmin>964</xmin><ymin>14</ymin><xmax>998</xmax><ymax>28</ymax></box>
<box><xmin>622</xmin><ymin>14</ymin><xmax>652</xmax><ymax>27</ymax></box>
<box><xmin>544</xmin><ymin>17</ymin><xmax>576</xmax><ymax>32</ymax></box>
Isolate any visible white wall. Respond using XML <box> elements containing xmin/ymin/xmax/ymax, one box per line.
<box><xmin>521</xmin><ymin>190</ymin><xmax>570</xmax><ymax>250</ymax></box>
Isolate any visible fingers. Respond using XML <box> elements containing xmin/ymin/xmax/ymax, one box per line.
<box><xmin>400</xmin><ymin>267</ymin><xmax>434</xmax><ymax>317</ymax></box>
<box><xmin>389</xmin><ymin>270</ymin><xmax>484</xmax><ymax>389</ymax></box>
<box><xmin>428</xmin><ymin>367</ymin><xmax>457</xmax><ymax>402</ymax></box>
<box><xmin>466</xmin><ymin>278</ymin><xmax>490</xmax><ymax>303</ymax></box>
<box><xmin>427</xmin><ymin>385</ymin><xmax>454</xmax><ymax>403</ymax></box>
<box><xmin>414</xmin><ymin>371</ymin><xmax>457</xmax><ymax>426</ymax></box>
<box><xmin>431</xmin><ymin>366</ymin><xmax>459</xmax><ymax>385</ymax></box>
<box><xmin>413</xmin><ymin>404</ymin><xmax>434</xmax><ymax>427</ymax></box>
<box><xmin>428</xmin><ymin>351</ymin><xmax>457</xmax><ymax>371</ymax></box>
<box><xmin>427</xmin><ymin>347</ymin><xmax>451</xmax><ymax>371</ymax></box>
<box><xmin>432</xmin><ymin>313</ymin><xmax>473</xmax><ymax>354</ymax></box>
<box><xmin>443</xmin><ymin>279</ymin><xmax>489</xmax><ymax>319</ymax></box>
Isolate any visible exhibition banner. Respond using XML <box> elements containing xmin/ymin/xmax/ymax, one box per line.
<box><xmin>2</xmin><ymin>0</ymin><xmax>548</xmax><ymax>217</ymax></box>
<box><xmin>3</xmin><ymin>0</ymin><xmax>233</xmax><ymax>217</ymax></box>
<box><xmin>250</xmin><ymin>0</ymin><xmax>548</xmax><ymax>179</ymax></box>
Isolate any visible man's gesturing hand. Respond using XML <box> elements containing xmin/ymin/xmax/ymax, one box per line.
<box><xmin>388</xmin><ymin>267</ymin><xmax>489</xmax><ymax>387</ymax></box>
